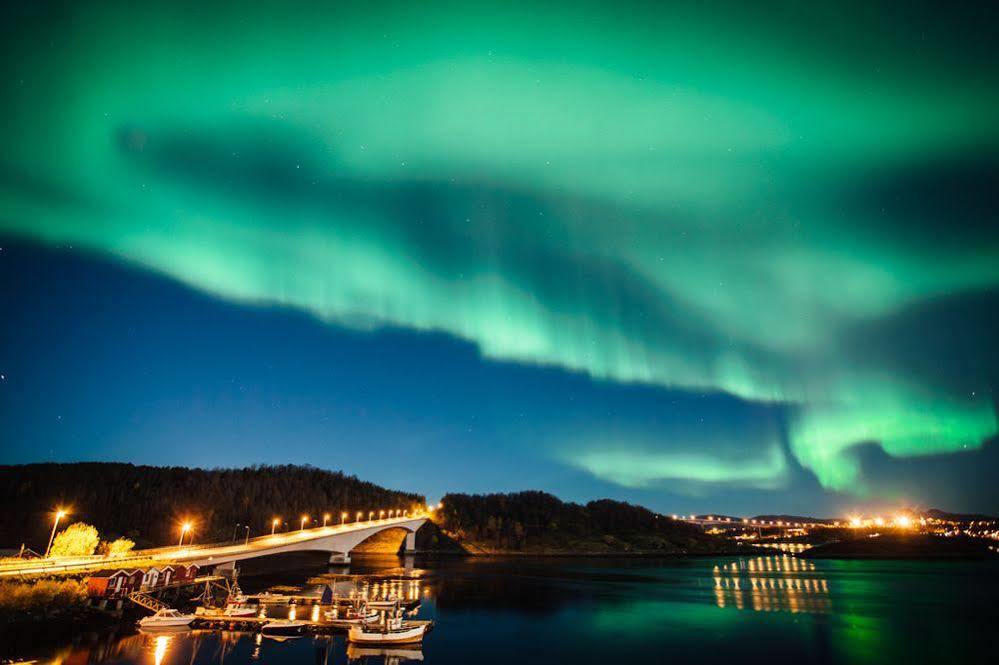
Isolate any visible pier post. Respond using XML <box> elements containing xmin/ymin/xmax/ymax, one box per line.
<box><xmin>405</xmin><ymin>531</ymin><xmax>416</xmax><ymax>552</ymax></box>
<box><xmin>329</xmin><ymin>552</ymin><xmax>351</xmax><ymax>565</ymax></box>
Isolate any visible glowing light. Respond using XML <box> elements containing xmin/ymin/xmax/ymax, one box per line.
<box><xmin>895</xmin><ymin>515</ymin><xmax>912</xmax><ymax>528</ymax></box>
<box><xmin>874</xmin><ymin>517</ymin><xmax>885</xmax><ymax>527</ymax></box>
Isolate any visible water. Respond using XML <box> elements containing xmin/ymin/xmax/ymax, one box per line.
<box><xmin>6</xmin><ymin>554</ymin><xmax>997</xmax><ymax>664</ymax></box>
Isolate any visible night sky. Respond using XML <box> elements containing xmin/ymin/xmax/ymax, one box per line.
<box><xmin>2</xmin><ymin>1</ymin><xmax>998</xmax><ymax>516</ymax></box>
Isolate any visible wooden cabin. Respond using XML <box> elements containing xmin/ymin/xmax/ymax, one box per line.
<box><xmin>87</xmin><ymin>569</ymin><xmax>143</xmax><ymax>598</ymax></box>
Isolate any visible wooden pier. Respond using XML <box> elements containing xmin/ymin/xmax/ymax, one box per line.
<box><xmin>190</xmin><ymin>615</ymin><xmax>434</xmax><ymax>636</ymax></box>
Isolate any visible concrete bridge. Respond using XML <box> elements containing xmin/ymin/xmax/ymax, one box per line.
<box><xmin>167</xmin><ymin>515</ymin><xmax>428</xmax><ymax>569</ymax></box>
<box><xmin>0</xmin><ymin>515</ymin><xmax>428</xmax><ymax>577</ymax></box>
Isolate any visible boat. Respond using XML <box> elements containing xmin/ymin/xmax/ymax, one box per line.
<box><xmin>196</xmin><ymin>603</ymin><xmax>258</xmax><ymax>618</ymax></box>
<box><xmin>261</xmin><ymin>619</ymin><xmax>307</xmax><ymax>638</ymax></box>
<box><xmin>347</xmin><ymin>616</ymin><xmax>430</xmax><ymax>645</ymax></box>
<box><xmin>138</xmin><ymin>608</ymin><xmax>196</xmax><ymax>628</ymax></box>
<box><xmin>222</xmin><ymin>602</ymin><xmax>258</xmax><ymax>617</ymax></box>
<box><xmin>367</xmin><ymin>596</ymin><xmax>401</xmax><ymax>610</ymax></box>
<box><xmin>324</xmin><ymin>605</ymin><xmax>379</xmax><ymax>627</ymax></box>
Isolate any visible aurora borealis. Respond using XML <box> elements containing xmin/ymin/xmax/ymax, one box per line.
<box><xmin>1</xmin><ymin>1</ymin><xmax>997</xmax><ymax>514</ymax></box>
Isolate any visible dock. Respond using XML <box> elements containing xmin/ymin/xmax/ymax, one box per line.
<box><xmin>190</xmin><ymin>615</ymin><xmax>434</xmax><ymax>635</ymax></box>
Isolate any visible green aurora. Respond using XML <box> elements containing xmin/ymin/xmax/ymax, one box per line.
<box><xmin>2</xmin><ymin>1</ymin><xmax>997</xmax><ymax>497</ymax></box>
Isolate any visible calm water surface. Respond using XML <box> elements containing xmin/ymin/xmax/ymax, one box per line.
<box><xmin>6</xmin><ymin>554</ymin><xmax>997</xmax><ymax>664</ymax></box>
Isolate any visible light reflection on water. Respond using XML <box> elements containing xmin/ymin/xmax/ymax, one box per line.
<box><xmin>712</xmin><ymin>555</ymin><xmax>831</xmax><ymax>613</ymax></box>
<box><xmin>5</xmin><ymin>556</ymin><xmax>998</xmax><ymax>665</ymax></box>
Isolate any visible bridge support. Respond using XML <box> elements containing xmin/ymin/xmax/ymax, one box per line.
<box><xmin>215</xmin><ymin>561</ymin><xmax>237</xmax><ymax>576</ymax></box>
<box><xmin>328</xmin><ymin>552</ymin><xmax>351</xmax><ymax>565</ymax></box>
<box><xmin>404</xmin><ymin>531</ymin><xmax>416</xmax><ymax>553</ymax></box>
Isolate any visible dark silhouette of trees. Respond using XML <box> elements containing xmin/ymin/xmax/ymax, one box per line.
<box><xmin>437</xmin><ymin>491</ymin><xmax>730</xmax><ymax>553</ymax></box>
<box><xmin>0</xmin><ymin>463</ymin><xmax>423</xmax><ymax>550</ymax></box>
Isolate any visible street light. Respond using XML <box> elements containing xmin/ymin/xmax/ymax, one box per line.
<box><xmin>45</xmin><ymin>509</ymin><xmax>67</xmax><ymax>557</ymax></box>
<box><xmin>244</xmin><ymin>525</ymin><xmax>251</xmax><ymax>545</ymax></box>
<box><xmin>341</xmin><ymin>512</ymin><xmax>347</xmax><ymax>525</ymax></box>
<box><xmin>179</xmin><ymin>522</ymin><xmax>191</xmax><ymax>547</ymax></box>
<box><xmin>300</xmin><ymin>515</ymin><xmax>309</xmax><ymax>531</ymax></box>
<box><xmin>379</xmin><ymin>510</ymin><xmax>385</xmax><ymax>521</ymax></box>
<box><xmin>368</xmin><ymin>511</ymin><xmax>374</xmax><ymax>522</ymax></box>
<box><xmin>356</xmin><ymin>511</ymin><xmax>362</xmax><ymax>523</ymax></box>
<box><xmin>272</xmin><ymin>518</ymin><xmax>280</xmax><ymax>535</ymax></box>
<box><xmin>323</xmin><ymin>513</ymin><xmax>331</xmax><ymax>527</ymax></box>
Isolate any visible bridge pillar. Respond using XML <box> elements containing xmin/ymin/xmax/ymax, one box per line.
<box><xmin>404</xmin><ymin>531</ymin><xmax>416</xmax><ymax>553</ymax></box>
<box><xmin>215</xmin><ymin>561</ymin><xmax>237</xmax><ymax>576</ymax></box>
<box><xmin>329</xmin><ymin>552</ymin><xmax>351</xmax><ymax>565</ymax></box>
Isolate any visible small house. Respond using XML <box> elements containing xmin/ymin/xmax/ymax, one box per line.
<box><xmin>141</xmin><ymin>566</ymin><xmax>161</xmax><ymax>589</ymax></box>
<box><xmin>87</xmin><ymin>569</ymin><xmax>143</xmax><ymax>598</ymax></box>
<box><xmin>159</xmin><ymin>565</ymin><xmax>177</xmax><ymax>586</ymax></box>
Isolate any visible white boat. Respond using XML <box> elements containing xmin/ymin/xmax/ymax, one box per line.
<box><xmin>261</xmin><ymin>619</ymin><xmax>307</xmax><ymax>638</ymax></box>
<box><xmin>348</xmin><ymin>617</ymin><xmax>429</xmax><ymax>645</ymax></box>
<box><xmin>197</xmin><ymin>603</ymin><xmax>259</xmax><ymax>618</ymax></box>
<box><xmin>138</xmin><ymin>608</ymin><xmax>196</xmax><ymax>628</ymax></box>
<box><xmin>367</xmin><ymin>596</ymin><xmax>401</xmax><ymax>610</ymax></box>
<box><xmin>324</xmin><ymin>605</ymin><xmax>379</xmax><ymax>627</ymax></box>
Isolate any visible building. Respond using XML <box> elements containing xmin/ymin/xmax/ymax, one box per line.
<box><xmin>86</xmin><ymin>564</ymin><xmax>199</xmax><ymax>598</ymax></box>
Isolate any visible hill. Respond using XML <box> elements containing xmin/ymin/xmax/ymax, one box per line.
<box><xmin>436</xmin><ymin>491</ymin><xmax>736</xmax><ymax>554</ymax></box>
<box><xmin>0</xmin><ymin>463</ymin><xmax>423</xmax><ymax>550</ymax></box>
<box><xmin>800</xmin><ymin>534</ymin><xmax>998</xmax><ymax>559</ymax></box>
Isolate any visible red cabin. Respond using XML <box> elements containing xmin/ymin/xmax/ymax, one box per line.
<box><xmin>87</xmin><ymin>569</ymin><xmax>143</xmax><ymax>598</ymax></box>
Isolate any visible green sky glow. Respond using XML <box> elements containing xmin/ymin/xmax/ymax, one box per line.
<box><xmin>2</xmin><ymin>1</ymin><xmax>997</xmax><ymax>496</ymax></box>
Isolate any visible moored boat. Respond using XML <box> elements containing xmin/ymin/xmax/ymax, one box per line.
<box><xmin>325</xmin><ymin>604</ymin><xmax>379</xmax><ymax>627</ymax></box>
<box><xmin>261</xmin><ymin>619</ymin><xmax>307</xmax><ymax>638</ymax></box>
<box><xmin>138</xmin><ymin>608</ymin><xmax>196</xmax><ymax>629</ymax></box>
<box><xmin>347</xmin><ymin>616</ymin><xmax>429</xmax><ymax>645</ymax></box>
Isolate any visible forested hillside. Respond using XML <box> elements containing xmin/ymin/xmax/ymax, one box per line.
<box><xmin>437</xmin><ymin>491</ymin><xmax>734</xmax><ymax>554</ymax></box>
<box><xmin>0</xmin><ymin>463</ymin><xmax>424</xmax><ymax>550</ymax></box>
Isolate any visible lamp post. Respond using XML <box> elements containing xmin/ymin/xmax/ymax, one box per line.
<box><xmin>379</xmin><ymin>510</ymin><xmax>385</xmax><ymax>521</ymax></box>
<box><xmin>323</xmin><ymin>513</ymin><xmax>330</xmax><ymax>528</ymax></box>
<box><xmin>341</xmin><ymin>512</ymin><xmax>347</xmax><ymax>525</ymax></box>
<box><xmin>300</xmin><ymin>515</ymin><xmax>309</xmax><ymax>531</ymax></box>
<box><xmin>232</xmin><ymin>523</ymin><xmax>241</xmax><ymax>542</ymax></box>
<box><xmin>272</xmin><ymin>518</ymin><xmax>280</xmax><ymax>535</ymax></box>
<box><xmin>244</xmin><ymin>525</ymin><xmax>251</xmax><ymax>545</ymax></box>
<box><xmin>368</xmin><ymin>511</ymin><xmax>374</xmax><ymax>522</ymax></box>
<box><xmin>356</xmin><ymin>512</ymin><xmax>362</xmax><ymax>523</ymax></box>
<box><xmin>179</xmin><ymin>522</ymin><xmax>191</xmax><ymax>547</ymax></box>
<box><xmin>45</xmin><ymin>509</ymin><xmax>67</xmax><ymax>557</ymax></box>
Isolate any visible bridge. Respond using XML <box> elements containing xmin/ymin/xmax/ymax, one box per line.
<box><xmin>0</xmin><ymin>515</ymin><xmax>428</xmax><ymax>577</ymax></box>
<box><xmin>171</xmin><ymin>515</ymin><xmax>428</xmax><ymax>569</ymax></box>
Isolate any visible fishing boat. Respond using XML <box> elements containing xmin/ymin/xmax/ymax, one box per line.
<box><xmin>261</xmin><ymin>619</ymin><xmax>307</xmax><ymax>638</ymax></box>
<box><xmin>367</xmin><ymin>596</ymin><xmax>401</xmax><ymax>610</ymax></box>
<box><xmin>347</xmin><ymin>616</ymin><xmax>429</xmax><ymax>645</ymax></box>
<box><xmin>138</xmin><ymin>608</ymin><xmax>196</xmax><ymax>628</ymax></box>
<box><xmin>196</xmin><ymin>603</ymin><xmax>258</xmax><ymax>618</ymax></box>
<box><xmin>222</xmin><ymin>603</ymin><xmax>258</xmax><ymax>617</ymax></box>
<box><xmin>325</xmin><ymin>604</ymin><xmax>379</xmax><ymax>627</ymax></box>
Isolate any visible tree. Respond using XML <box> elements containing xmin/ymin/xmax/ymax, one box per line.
<box><xmin>49</xmin><ymin>522</ymin><xmax>99</xmax><ymax>557</ymax></box>
<box><xmin>101</xmin><ymin>537</ymin><xmax>135</xmax><ymax>558</ymax></box>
